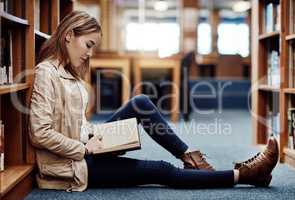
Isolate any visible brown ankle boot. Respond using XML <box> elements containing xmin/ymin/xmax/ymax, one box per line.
<box><xmin>180</xmin><ymin>150</ymin><xmax>215</xmax><ymax>171</ymax></box>
<box><xmin>237</xmin><ymin>137</ymin><xmax>279</xmax><ymax>187</ymax></box>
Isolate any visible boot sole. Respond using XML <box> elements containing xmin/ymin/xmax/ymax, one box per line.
<box><xmin>255</xmin><ymin>174</ymin><xmax>272</xmax><ymax>187</ymax></box>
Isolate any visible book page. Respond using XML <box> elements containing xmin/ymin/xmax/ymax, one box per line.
<box><xmin>93</xmin><ymin>118</ymin><xmax>139</xmax><ymax>149</ymax></box>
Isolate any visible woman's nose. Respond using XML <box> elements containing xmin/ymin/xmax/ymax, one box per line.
<box><xmin>86</xmin><ymin>49</ymin><xmax>93</xmax><ymax>57</ymax></box>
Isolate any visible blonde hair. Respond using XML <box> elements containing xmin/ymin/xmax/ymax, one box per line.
<box><xmin>38</xmin><ymin>11</ymin><xmax>102</xmax><ymax>79</ymax></box>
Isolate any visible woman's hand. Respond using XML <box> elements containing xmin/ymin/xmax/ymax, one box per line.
<box><xmin>85</xmin><ymin>135</ymin><xmax>103</xmax><ymax>154</ymax></box>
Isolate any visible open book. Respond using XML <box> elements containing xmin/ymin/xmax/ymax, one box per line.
<box><xmin>92</xmin><ymin>118</ymin><xmax>141</xmax><ymax>154</ymax></box>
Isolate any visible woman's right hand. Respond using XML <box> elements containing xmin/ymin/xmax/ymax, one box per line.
<box><xmin>85</xmin><ymin>135</ymin><xmax>103</xmax><ymax>154</ymax></box>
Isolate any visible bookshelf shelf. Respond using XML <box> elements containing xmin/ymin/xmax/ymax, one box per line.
<box><xmin>283</xmin><ymin>88</ymin><xmax>295</xmax><ymax>94</ymax></box>
<box><xmin>0</xmin><ymin>165</ymin><xmax>34</xmax><ymax>196</ymax></box>
<box><xmin>35</xmin><ymin>30</ymin><xmax>50</xmax><ymax>40</ymax></box>
<box><xmin>0</xmin><ymin>12</ymin><xmax>29</xmax><ymax>27</ymax></box>
<box><xmin>0</xmin><ymin>83</ymin><xmax>30</xmax><ymax>95</ymax></box>
<box><xmin>259</xmin><ymin>31</ymin><xmax>280</xmax><ymax>40</ymax></box>
<box><xmin>253</xmin><ymin>0</ymin><xmax>295</xmax><ymax>168</ymax></box>
<box><xmin>286</xmin><ymin>34</ymin><xmax>295</xmax><ymax>41</ymax></box>
<box><xmin>258</xmin><ymin>85</ymin><xmax>280</xmax><ymax>92</ymax></box>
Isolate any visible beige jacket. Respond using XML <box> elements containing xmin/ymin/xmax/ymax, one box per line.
<box><xmin>29</xmin><ymin>59</ymin><xmax>93</xmax><ymax>192</ymax></box>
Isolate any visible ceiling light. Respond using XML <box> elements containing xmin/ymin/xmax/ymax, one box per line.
<box><xmin>233</xmin><ymin>1</ymin><xmax>251</xmax><ymax>12</ymax></box>
<box><xmin>154</xmin><ymin>0</ymin><xmax>168</xmax><ymax>12</ymax></box>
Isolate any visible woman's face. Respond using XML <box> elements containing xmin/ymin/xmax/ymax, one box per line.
<box><xmin>65</xmin><ymin>31</ymin><xmax>100</xmax><ymax>68</ymax></box>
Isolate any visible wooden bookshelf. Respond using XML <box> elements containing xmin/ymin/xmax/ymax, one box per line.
<box><xmin>252</xmin><ymin>0</ymin><xmax>283</xmax><ymax>157</ymax></box>
<box><xmin>253</xmin><ymin>0</ymin><xmax>295</xmax><ymax>168</ymax></box>
<box><xmin>0</xmin><ymin>0</ymin><xmax>73</xmax><ymax>199</ymax></box>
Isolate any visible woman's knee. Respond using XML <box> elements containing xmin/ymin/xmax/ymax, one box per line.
<box><xmin>158</xmin><ymin>160</ymin><xmax>176</xmax><ymax>173</ymax></box>
<box><xmin>130</xmin><ymin>94</ymin><xmax>153</xmax><ymax>109</ymax></box>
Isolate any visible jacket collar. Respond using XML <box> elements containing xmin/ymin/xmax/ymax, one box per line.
<box><xmin>48</xmin><ymin>59</ymin><xmax>76</xmax><ymax>80</ymax></box>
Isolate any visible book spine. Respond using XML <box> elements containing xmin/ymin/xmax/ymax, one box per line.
<box><xmin>0</xmin><ymin>67</ymin><xmax>3</xmax><ymax>85</ymax></box>
<box><xmin>294</xmin><ymin>44</ymin><xmax>295</xmax><ymax>88</ymax></box>
<box><xmin>265</xmin><ymin>3</ymin><xmax>274</xmax><ymax>33</ymax></box>
<box><xmin>275</xmin><ymin>4</ymin><xmax>280</xmax><ymax>31</ymax></box>
<box><xmin>3</xmin><ymin>65</ymin><xmax>7</xmax><ymax>84</ymax></box>
<box><xmin>34</xmin><ymin>0</ymin><xmax>40</xmax><ymax>31</ymax></box>
<box><xmin>8</xmin><ymin>65</ymin><xmax>13</xmax><ymax>84</ymax></box>
<box><xmin>291</xmin><ymin>109</ymin><xmax>295</xmax><ymax>149</ymax></box>
<box><xmin>0</xmin><ymin>2</ymin><xmax>3</xmax><ymax>12</ymax></box>
<box><xmin>0</xmin><ymin>120</ymin><xmax>4</xmax><ymax>172</ymax></box>
<box><xmin>288</xmin><ymin>109</ymin><xmax>293</xmax><ymax>148</ymax></box>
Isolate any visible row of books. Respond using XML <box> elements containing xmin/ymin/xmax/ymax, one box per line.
<box><xmin>289</xmin><ymin>42</ymin><xmax>295</xmax><ymax>87</ymax></box>
<box><xmin>0</xmin><ymin>0</ymin><xmax>44</xmax><ymax>32</ymax></box>
<box><xmin>0</xmin><ymin>0</ymin><xmax>13</xmax><ymax>13</ymax></box>
<box><xmin>267</xmin><ymin>50</ymin><xmax>280</xmax><ymax>87</ymax></box>
<box><xmin>264</xmin><ymin>2</ymin><xmax>280</xmax><ymax>33</ymax></box>
<box><xmin>289</xmin><ymin>0</ymin><xmax>295</xmax><ymax>34</ymax></box>
<box><xmin>265</xmin><ymin>92</ymin><xmax>280</xmax><ymax>140</ymax></box>
<box><xmin>0</xmin><ymin>29</ymin><xmax>14</xmax><ymax>85</ymax></box>
<box><xmin>0</xmin><ymin>120</ymin><xmax>4</xmax><ymax>172</ymax></box>
<box><xmin>266</xmin><ymin>111</ymin><xmax>280</xmax><ymax>138</ymax></box>
<box><xmin>288</xmin><ymin>108</ymin><xmax>295</xmax><ymax>149</ymax></box>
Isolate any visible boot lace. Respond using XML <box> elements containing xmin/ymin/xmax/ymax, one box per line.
<box><xmin>233</xmin><ymin>152</ymin><xmax>260</xmax><ymax>166</ymax></box>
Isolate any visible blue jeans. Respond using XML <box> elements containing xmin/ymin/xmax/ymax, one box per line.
<box><xmin>86</xmin><ymin>95</ymin><xmax>234</xmax><ymax>188</ymax></box>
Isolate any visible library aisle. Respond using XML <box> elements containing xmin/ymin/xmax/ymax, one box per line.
<box><xmin>25</xmin><ymin>110</ymin><xmax>295</xmax><ymax>200</ymax></box>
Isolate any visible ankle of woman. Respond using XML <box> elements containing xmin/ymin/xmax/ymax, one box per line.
<box><xmin>233</xmin><ymin>169</ymin><xmax>239</xmax><ymax>184</ymax></box>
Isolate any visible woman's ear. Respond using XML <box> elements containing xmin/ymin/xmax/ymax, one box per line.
<box><xmin>65</xmin><ymin>30</ymin><xmax>74</xmax><ymax>43</ymax></box>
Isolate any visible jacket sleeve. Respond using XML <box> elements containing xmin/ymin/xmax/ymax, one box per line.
<box><xmin>29</xmin><ymin>65</ymin><xmax>86</xmax><ymax>161</ymax></box>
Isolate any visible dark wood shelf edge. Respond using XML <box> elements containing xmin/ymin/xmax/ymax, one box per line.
<box><xmin>0</xmin><ymin>11</ymin><xmax>29</xmax><ymax>26</ymax></box>
<box><xmin>259</xmin><ymin>31</ymin><xmax>280</xmax><ymax>40</ymax></box>
<box><xmin>0</xmin><ymin>83</ymin><xmax>30</xmax><ymax>95</ymax></box>
<box><xmin>35</xmin><ymin>30</ymin><xmax>50</xmax><ymax>40</ymax></box>
<box><xmin>0</xmin><ymin>165</ymin><xmax>34</xmax><ymax>196</ymax></box>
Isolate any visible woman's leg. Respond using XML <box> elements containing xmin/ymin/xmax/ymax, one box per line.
<box><xmin>86</xmin><ymin>155</ymin><xmax>234</xmax><ymax>188</ymax></box>
<box><xmin>105</xmin><ymin>94</ymin><xmax>189</xmax><ymax>158</ymax></box>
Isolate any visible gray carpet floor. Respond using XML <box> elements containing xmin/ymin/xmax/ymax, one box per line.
<box><xmin>25</xmin><ymin>110</ymin><xmax>295</xmax><ymax>200</ymax></box>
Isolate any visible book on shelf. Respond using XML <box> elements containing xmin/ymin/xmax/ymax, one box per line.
<box><xmin>289</xmin><ymin>41</ymin><xmax>295</xmax><ymax>88</ymax></box>
<box><xmin>288</xmin><ymin>108</ymin><xmax>295</xmax><ymax>149</ymax></box>
<box><xmin>91</xmin><ymin>118</ymin><xmax>141</xmax><ymax>154</ymax></box>
<box><xmin>0</xmin><ymin>120</ymin><xmax>4</xmax><ymax>172</ymax></box>
<box><xmin>265</xmin><ymin>2</ymin><xmax>280</xmax><ymax>33</ymax></box>
<box><xmin>290</xmin><ymin>0</ymin><xmax>295</xmax><ymax>34</ymax></box>
<box><xmin>0</xmin><ymin>1</ymin><xmax>3</xmax><ymax>12</ymax></box>
<box><xmin>267</xmin><ymin>50</ymin><xmax>280</xmax><ymax>87</ymax></box>
<box><xmin>1</xmin><ymin>0</ymin><xmax>13</xmax><ymax>14</ymax></box>
<box><xmin>266</xmin><ymin>93</ymin><xmax>280</xmax><ymax>139</ymax></box>
<box><xmin>275</xmin><ymin>4</ymin><xmax>280</xmax><ymax>32</ymax></box>
<box><xmin>0</xmin><ymin>28</ymin><xmax>13</xmax><ymax>85</ymax></box>
<box><xmin>34</xmin><ymin>0</ymin><xmax>40</xmax><ymax>31</ymax></box>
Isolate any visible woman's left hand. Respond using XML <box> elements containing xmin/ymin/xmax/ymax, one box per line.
<box><xmin>85</xmin><ymin>135</ymin><xmax>103</xmax><ymax>154</ymax></box>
